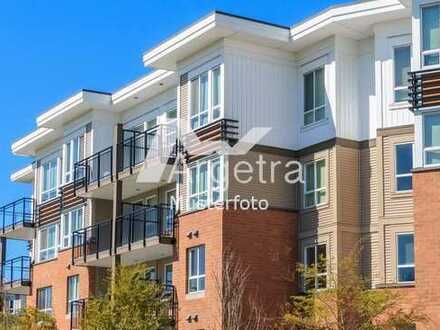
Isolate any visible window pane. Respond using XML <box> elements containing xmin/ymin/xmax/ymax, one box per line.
<box><xmin>424</xmin><ymin>115</ymin><xmax>440</xmax><ymax>148</ymax></box>
<box><xmin>199</xmin><ymin>246</ymin><xmax>205</xmax><ymax>275</ymax></box>
<box><xmin>199</xmin><ymin>276</ymin><xmax>205</xmax><ymax>291</ymax></box>
<box><xmin>315</xmin><ymin>107</ymin><xmax>325</xmax><ymax>122</ymax></box>
<box><xmin>199</xmin><ymin>163</ymin><xmax>208</xmax><ymax>193</ymax></box>
<box><xmin>422</xmin><ymin>5</ymin><xmax>440</xmax><ymax>51</ymax></box>
<box><xmin>191</xmin><ymin>78</ymin><xmax>199</xmax><ymax>116</ymax></box>
<box><xmin>212</xmin><ymin>68</ymin><xmax>221</xmax><ymax>107</ymax></box>
<box><xmin>305</xmin><ymin>164</ymin><xmax>315</xmax><ymax>192</ymax></box>
<box><xmin>424</xmin><ymin>53</ymin><xmax>440</xmax><ymax>66</ymax></box>
<box><xmin>426</xmin><ymin>150</ymin><xmax>440</xmax><ymax>165</ymax></box>
<box><xmin>395</xmin><ymin>89</ymin><xmax>409</xmax><ymax>103</ymax></box>
<box><xmin>306</xmin><ymin>247</ymin><xmax>315</xmax><ymax>267</ymax></box>
<box><xmin>316</xmin><ymin>160</ymin><xmax>326</xmax><ymax>189</ymax></box>
<box><xmin>394</xmin><ymin>46</ymin><xmax>411</xmax><ymax>90</ymax></box>
<box><xmin>167</xmin><ymin>107</ymin><xmax>177</xmax><ymax>121</ymax></box>
<box><xmin>189</xmin><ymin>278</ymin><xmax>197</xmax><ymax>292</ymax></box>
<box><xmin>190</xmin><ymin>168</ymin><xmax>198</xmax><ymax>195</ymax></box>
<box><xmin>397</xmin><ymin>176</ymin><xmax>413</xmax><ymax>191</ymax></box>
<box><xmin>398</xmin><ymin>267</ymin><xmax>415</xmax><ymax>282</ymax></box>
<box><xmin>304</xmin><ymin>72</ymin><xmax>314</xmax><ymax>112</ymax></box>
<box><xmin>398</xmin><ymin>234</ymin><xmax>414</xmax><ymax>265</ymax></box>
<box><xmin>317</xmin><ymin>244</ymin><xmax>326</xmax><ymax>273</ymax></box>
<box><xmin>305</xmin><ymin>193</ymin><xmax>315</xmax><ymax>208</ymax></box>
<box><xmin>190</xmin><ymin>249</ymin><xmax>197</xmax><ymax>276</ymax></box>
<box><xmin>396</xmin><ymin>144</ymin><xmax>413</xmax><ymax>175</ymax></box>
<box><xmin>65</xmin><ymin>143</ymin><xmax>72</xmax><ymax>174</ymax></box>
<box><xmin>304</xmin><ymin>112</ymin><xmax>314</xmax><ymax>126</ymax></box>
<box><xmin>200</xmin><ymin>73</ymin><xmax>209</xmax><ymax>112</ymax></box>
<box><xmin>315</xmin><ymin>68</ymin><xmax>325</xmax><ymax>107</ymax></box>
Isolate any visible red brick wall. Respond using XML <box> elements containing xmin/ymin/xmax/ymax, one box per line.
<box><xmin>29</xmin><ymin>249</ymin><xmax>95</xmax><ymax>330</ymax></box>
<box><xmin>174</xmin><ymin>207</ymin><xmax>297</xmax><ymax>329</ymax></box>
<box><xmin>414</xmin><ymin>169</ymin><xmax>440</xmax><ymax>329</ymax></box>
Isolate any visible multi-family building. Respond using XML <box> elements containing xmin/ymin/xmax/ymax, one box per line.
<box><xmin>2</xmin><ymin>0</ymin><xmax>440</xmax><ymax>328</ymax></box>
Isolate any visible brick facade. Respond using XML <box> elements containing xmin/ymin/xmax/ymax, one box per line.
<box><xmin>414</xmin><ymin>169</ymin><xmax>440</xmax><ymax>329</ymax></box>
<box><xmin>29</xmin><ymin>249</ymin><xmax>96</xmax><ymax>330</ymax></box>
<box><xmin>174</xmin><ymin>207</ymin><xmax>297</xmax><ymax>329</ymax></box>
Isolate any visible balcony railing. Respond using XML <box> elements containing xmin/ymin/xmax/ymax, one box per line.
<box><xmin>0</xmin><ymin>198</ymin><xmax>34</xmax><ymax>235</ymax></box>
<box><xmin>160</xmin><ymin>284</ymin><xmax>177</xmax><ymax>326</ymax></box>
<box><xmin>70</xmin><ymin>299</ymin><xmax>86</xmax><ymax>330</ymax></box>
<box><xmin>0</xmin><ymin>256</ymin><xmax>32</xmax><ymax>290</ymax></box>
<box><xmin>118</xmin><ymin>124</ymin><xmax>177</xmax><ymax>173</ymax></box>
<box><xmin>72</xmin><ymin>204</ymin><xmax>175</xmax><ymax>265</ymax></box>
<box><xmin>409</xmin><ymin>68</ymin><xmax>440</xmax><ymax>111</ymax></box>
<box><xmin>73</xmin><ymin>146</ymin><xmax>113</xmax><ymax>194</ymax></box>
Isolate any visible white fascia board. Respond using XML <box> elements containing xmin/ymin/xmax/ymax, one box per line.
<box><xmin>290</xmin><ymin>0</ymin><xmax>407</xmax><ymax>41</ymax></box>
<box><xmin>11</xmin><ymin>127</ymin><xmax>55</xmax><ymax>156</ymax></box>
<box><xmin>142</xmin><ymin>12</ymin><xmax>290</xmax><ymax>70</ymax></box>
<box><xmin>36</xmin><ymin>90</ymin><xmax>112</xmax><ymax>129</ymax></box>
<box><xmin>11</xmin><ymin>164</ymin><xmax>34</xmax><ymax>183</ymax></box>
<box><xmin>111</xmin><ymin>70</ymin><xmax>176</xmax><ymax>108</ymax></box>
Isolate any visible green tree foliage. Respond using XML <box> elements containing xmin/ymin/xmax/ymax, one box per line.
<box><xmin>83</xmin><ymin>264</ymin><xmax>174</xmax><ymax>330</ymax></box>
<box><xmin>0</xmin><ymin>307</ymin><xmax>56</xmax><ymax>330</ymax></box>
<box><xmin>283</xmin><ymin>250</ymin><xmax>428</xmax><ymax>330</ymax></box>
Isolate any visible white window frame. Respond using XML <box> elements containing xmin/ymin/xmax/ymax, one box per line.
<box><xmin>303</xmin><ymin>66</ymin><xmax>326</xmax><ymax>127</ymax></box>
<box><xmin>61</xmin><ymin>207</ymin><xmax>85</xmax><ymax>249</ymax></box>
<box><xmin>187</xmin><ymin>245</ymin><xmax>206</xmax><ymax>294</ymax></box>
<box><xmin>394</xmin><ymin>143</ymin><xmax>414</xmax><ymax>193</ymax></box>
<box><xmin>38</xmin><ymin>223</ymin><xmax>58</xmax><ymax>262</ymax></box>
<box><xmin>187</xmin><ymin>156</ymin><xmax>223</xmax><ymax>211</ymax></box>
<box><xmin>40</xmin><ymin>156</ymin><xmax>60</xmax><ymax>203</ymax></box>
<box><xmin>423</xmin><ymin>113</ymin><xmax>440</xmax><ymax>167</ymax></box>
<box><xmin>37</xmin><ymin>286</ymin><xmax>52</xmax><ymax>314</ymax></box>
<box><xmin>188</xmin><ymin>65</ymin><xmax>223</xmax><ymax>131</ymax></box>
<box><xmin>303</xmin><ymin>159</ymin><xmax>327</xmax><ymax>209</ymax></box>
<box><xmin>67</xmin><ymin>275</ymin><xmax>79</xmax><ymax>314</ymax></box>
<box><xmin>392</xmin><ymin>44</ymin><xmax>411</xmax><ymax>104</ymax></box>
<box><xmin>421</xmin><ymin>3</ymin><xmax>440</xmax><ymax>68</ymax></box>
<box><xmin>396</xmin><ymin>232</ymin><xmax>415</xmax><ymax>284</ymax></box>
<box><xmin>63</xmin><ymin>130</ymin><xmax>86</xmax><ymax>184</ymax></box>
<box><xmin>303</xmin><ymin>243</ymin><xmax>328</xmax><ymax>290</ymax></box>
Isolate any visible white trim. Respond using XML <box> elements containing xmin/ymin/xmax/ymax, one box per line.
<box><xmin>37</xmin><ymin>223</ymin><xmax>59</xmax><ymax>263</ymax></box>
<box><xmin>61</xmin><ymin>206</ymin><xmax>85</xmax><ymax>249</ymax></box>
<box><xmin>187</xmin><ymin>245</ymin><xmax>206</xmax><ymax>293</ymax></box>
<box><xmin>303</xmin><ymin>159</ymin><xmax>327</xmax><ymax>209</ymax></box>
<box><xmin>420</xmin><ymin>3</ymin><xmax>440</xmax><ymax>69</ymax></box>
<box><xmin>303</xmin><ymin>243</ymin><xmax>328</xmax><ymax>290</ymax></box>
<box><xmin>10</xmin><ymin>164</ymin><xmax>33</xmax><ymax>183</ymax></box>
<box><xmin>40</xmin><ymin>155</ymin><xmax>61</xmax><ymax>204</ymax></box>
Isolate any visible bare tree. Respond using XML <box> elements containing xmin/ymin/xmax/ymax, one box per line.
<box><xmin>211</xmin><ymin>247</ymin><xmax>271</xmax><ymax>330</ymax></box>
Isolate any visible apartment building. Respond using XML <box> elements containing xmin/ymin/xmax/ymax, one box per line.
<box><xmin>2</xmin><ymin>0</ymin><xmax>440</xmax><ymax>329</ymax></box>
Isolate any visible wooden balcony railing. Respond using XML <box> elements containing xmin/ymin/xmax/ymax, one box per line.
<box><xmin>409</xmin><ymin>68</ymin><xmax>440</xmax><ymax>110</ymax></box>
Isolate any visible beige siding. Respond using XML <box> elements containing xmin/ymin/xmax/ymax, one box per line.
<box><xmin>360</xmin><ymin>144</ymin><xmax>379</xmax><ymax>227</ymax></box>
<box><xmin>360</xmin><ymin>232</ymin><xmax>380</xmax><ymax>287</ymax></box>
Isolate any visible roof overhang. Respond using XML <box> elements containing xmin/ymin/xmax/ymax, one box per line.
<box><xmin>290</xmin><ymin>0</ymin><xmax>410</xmax><ymax>49</ymax></box>
<box><xmin>11</xmin><ymin>127</ymin><xmax>59</xmax><ymax>157</ymax></box>
<box><xmin>11</xmin><ymin>164</ymin><xmax>34</xmax><ymax>183</ymax></box>
<box><xmin>142</xmin><ymin>11</ymin><xmax>290</xmax><ymax>70</ymax></box>
<box><xmin>36</xmin><ymin>90</ymin><xmax>112</xmax><ymax>129</ymax></box>
<box><xmin>111</xmin><ymin>70</ymin><xmax>178</xmax><ymax>111</ymax></box>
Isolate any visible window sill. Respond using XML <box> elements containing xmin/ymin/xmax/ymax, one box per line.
<box><xmin>390</xmin><ymin>190</ymin><xmax>413</xmax><ymax>199</ymax></box>
<box><xmin>388</xmin><ymin>102</ymin><xmax>409</xmax><ymax>111</ymax></box>
<box><xmin>186</xmin><ymin>291</ymin><xmax>205</xmax><ymax>300</ymax></box>
<box><xmin>300</xmin><ymin>118</ymin><xmax>329</xmax><ymax>133</ymax></box>
<box><xmin>301</xmin><ymin>202</ymin><xmax>330</xmax><ymax>214</ymax></box>
<box><xmin>376</xmin><ymin>282</ymin><xmax>415</xmax><ymax>289</ymax></box>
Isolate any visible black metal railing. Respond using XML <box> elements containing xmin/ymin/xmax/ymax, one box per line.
<box><xmin>160</xmin><ymin>284</ymin><xmax>177</xmax><ymax>325</ymax></box>
<box><xmin>70</xmin><ymin>299</ymin><xmax>86</xmax><ymax>330</ymax></box>
<box><xmin>0</xmin><ymin>198</ymin><xmax>34</xmax><ymax>234</ymax></box>
<box><xmin>116</xmin><ymin>204</ymin><xmax>175</xmax><ymax>251</ymax></box>
<box><xmin>72</xmin><ymin>220</ymin><xmax>112</xmax><ymax>264</ymax></box>
<box><xmin>409</xmin><ymin>68</ymin><xmax>440</xmax><ymax>111</ymax></box>
<box><xmin>72</xmin><ymin>204</ymin><xmax>175</xmax><ymax>265</ymax></box>
<box><xmin>0</xmin><ymin>256</ymin><xmax>32</xmax><ymax>288</ymax></box>
<box><xmin>73</xmin><ymin>146</ymin><xmax>113</xmax><ymax>194</ymax></box>
<box><xmin>118</xmin><ymin>124</ymin><xmax>177</xmax><ymax>172</ymax></box>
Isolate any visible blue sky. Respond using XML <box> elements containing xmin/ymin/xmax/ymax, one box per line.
<box><xmin>0</xmin><ymin>0</ymin><xmax>349</xmax><ymax>258</ymax></box>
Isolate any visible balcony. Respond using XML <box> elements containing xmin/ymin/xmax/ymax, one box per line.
<box><xmin>0</xmin><ymin>198</ymin><xmax>35</xmax><ymax>240</ymax></box>
<box><xmin>409</xmin><ymin>68</ymin><xmax>440</xmax><ymax>111</ymax></box>
<box><xmin>72</xmin><ymin>204</ymin><xmax>175</xmax><ymax>267</ymax></box>
<box><xmin>0</xmin><ymin>256</ymin><xmax>32</xmax><ymax>295</ymax></box>
<box><xmin>182</xmin><ymin>118</ymin><xmax>239</xmax><ymax>162</ymax></box>
<box><xmin>70</xmin><ymin>299</ymin><xmax>86</xmax><ymax>330</ymax></box>
<box><xmin>73</xmin><ymin>125</ymin><xmax>177</xmax><ymax>200</ymax></box>
<box><xmin>69</xmin><ymin>284</ymin><xmax>176</xmax><ymax>329</ymax></box>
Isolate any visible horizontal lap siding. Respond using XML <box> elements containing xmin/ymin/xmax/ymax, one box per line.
<box><xmin>360</xmin><ymin>144</ymin><xmax>379</xmax><ymax>227</ymax></box>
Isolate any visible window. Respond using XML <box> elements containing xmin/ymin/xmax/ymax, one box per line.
<box><xmin>61</xmin><ymin>208</ymin><xmax>84</xmax><ymax>249</ymax></box>
<box><xmin>304</xmin><ymin>67</ymin><xmax>325</xmax><ymax>126</ymax></box>
<box><xmin>188</xmin><ymin>157</ymin><xmax>223</xmax><ymax>210</ymax></box>
<box><xmin>164</xmin><ymin>263</ymin><xmax>173</xmax><ymax>286</ymax></box>
<box><xmin>145</xmin><ymin>266</ymin><xmax>157</xmax><ymax>281</ymax></box>
<box><xmin>393</xmin><ymin>46</ymin><xmax>411</xmax><ymax>102</ymax></box>
<box><xmin>421</xmin><ymin>5</ymin><xmax>440</xmax><ymax>67</ymax></box>
<box><xmin>304</xmin><ymin>244</ymin><xmax>327</xmax><ymax>290</ymax></box>
<box><xmin>37</xmin><ymin>287</ymin><xmax>52</xmax><ymax>314</ymax></box>
<box><xmin>395</xmin><ymin>143</ymin><xmax>413</xmax><ymax>192</ymax></box>
<box><xmin>63</xmin><ymin>134</ymin><xmax>85</xmax><ymax>184</ymax></box>
<box><xmin>188</xmin><ymin>245</ymin><xmax>205</xmax><ymax>293</ymax></box>
<box><xmin>397</xmin><ymin>233</ymin><xmax>415</xmax><ymax>283</ymax></box>
<box><xmin>39</xmin><ymin>224</ymin><xmax>57</xmax><ymax>262</ymax></box>
<box><xmin>190</xmin><ymin>66</ymin><xmax>222</xmax><ymax>130</ymax></box>
<box><xmin>41</xmin><ymin>158</ymin><xmax>58</xmax><ymax>202</ymax></box>
<box><xmin>304</xmin><ymin>160</ymin><xmax>326</xmax><ymax>208</ymax></box>
<box><xmin>424</xmin><ymin>114</ymin><xmax>440</xmax><ymax>166</ymax></box>
<box><xmin>67</xmin><ymin>275</ymin><xmax>79</xmax><ymax>314</ymax></box>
